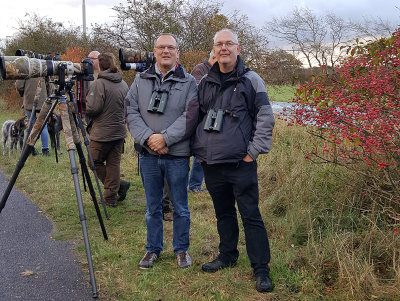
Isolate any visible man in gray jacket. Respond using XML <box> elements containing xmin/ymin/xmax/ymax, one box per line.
<box><xmin>126</xmin><ymin>33</ymin><xmax>198</xmax><ymax>269</ymax></box>
<box><xmin>86</xmin><ymin>53</ymin><xmax>130</xmax><ymax>207</ymax></box>
<box><xmin>192</xmin><ymin>29</ymin><xmax>275</xmax><ymax>293</ymax></box>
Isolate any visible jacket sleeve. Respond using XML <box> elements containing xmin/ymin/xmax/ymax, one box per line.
<box><xmin>126</xmin><ymin>75</ymin><xmax>154</xmax><ymax>145</ymax></box>
<box><xmin>85</xmin><ymin>80</ymin><xmax>105</xmax><ymax>117</ymax></box>
<box><xmin>247</xmin><ymin>73</ymin><xmax>275</xmax><ymax>160</ymax></box>
<box><xmin>161</xmin><ymin>76</ymin><xmax>199</xmax><ymax>146</ymax></box>
<box><xmin>191</xmin><ymin>64</ymin><xmax>207</xmax><ymax>85</ymax></box>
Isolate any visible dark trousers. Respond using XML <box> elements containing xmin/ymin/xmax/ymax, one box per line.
<box><xmin>202</xmin><ymin>161</ymin><xmax>271</xmax><ymax>276</ymax></box>
<box><xmin>89</xmin><ymin>139</ymin><xmax>124</xmax><ymax>202</ymax></box>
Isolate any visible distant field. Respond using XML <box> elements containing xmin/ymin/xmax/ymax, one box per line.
<box><xmin>267</xmin><ymin>85</ymin><xmax>298</xmax><ymax>103</ymax></box>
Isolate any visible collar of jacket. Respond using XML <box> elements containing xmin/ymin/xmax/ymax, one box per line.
<box><xmin>141</xmin><ymin>63</ymin><xmax>186</xmax><ymax>81</ymax></box>
<box><xmin>98</xmin><ymin>69</ymin><xmax>123</xmax><ymax>83</ymax></box>
<box><xmin>206</xmin><ymin>55</ymin><xmax>248</xmax><ymax>86</ymax></box>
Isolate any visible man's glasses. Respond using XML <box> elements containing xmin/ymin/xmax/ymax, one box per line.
<box><xmin>213</xmin><ymin>41</ymin><xmax>238</xmax><ymax>49</ymax></box>
<box><xmin>155</xmin><ymin>45</ymin><xmax>177</xmax><ymax>52</ymax></box>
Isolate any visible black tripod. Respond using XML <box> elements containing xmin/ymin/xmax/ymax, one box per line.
<box><xmin>0</xmin><ymin>64</ymin><xmax>107</xmax><ymax>298</ymax></box>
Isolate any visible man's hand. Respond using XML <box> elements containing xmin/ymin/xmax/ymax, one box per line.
<box><xmin>148</xmin><ymin>134</ymin><xmax>166</xmax><ymax>152</ymax></box>
<box><xmin>157</xmin><ymin>146</ymin><xmax>169</xmax><ymax>155</ymax></box>
<box><xmin>243</xmin><ymin>154</ymin><xmax>254</xmax><ymax>162</ymax></box>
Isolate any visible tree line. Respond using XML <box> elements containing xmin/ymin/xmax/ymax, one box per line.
<box><xmin>1</xmin><ymin>0</ymin><xmax>398</xmax><ymax>88</ymax></box>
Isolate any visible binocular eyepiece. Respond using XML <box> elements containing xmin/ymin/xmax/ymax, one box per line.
<box><xmin>119</xmin><ymin>48</ymin><xmax>154</xmax><ymax>72</ymax></box>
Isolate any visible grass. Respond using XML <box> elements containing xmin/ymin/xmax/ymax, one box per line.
<box><xmin>1</xmin><ymin>97</ymin><xmax>399</xmax><ymax>300</ymax></box>
<box><xmin>267</xmin><ymin>85</ymin><xmax>298</xmax><ymax>103</ymax></box>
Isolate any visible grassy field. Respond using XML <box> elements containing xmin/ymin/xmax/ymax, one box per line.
<box><xmin>267</xmin><ymin>85</ymin><xmax>298</xmax><ymax>103</ymax></box>
<box><xmin>0</xmin><ymin>97</ymin><xmax>399</xmax><ymax>300</ymax></box>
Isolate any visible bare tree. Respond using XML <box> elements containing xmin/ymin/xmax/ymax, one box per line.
<box><xmin>264</xmin><ymin>7</ymin><xmax>351</xmax><ymax>70</ymax></box>
<box><xmin>349</xmin><ymin>16</ymin><xmax>398</xmax><ymax>40</ymax></box>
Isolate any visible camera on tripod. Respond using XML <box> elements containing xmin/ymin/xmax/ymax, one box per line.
<box><xmin>0</xmin><ymin>50</ymin><xmax>93</xmax><ymax>81</ymax></box>
<box><xmin>119</xmin><ymin>48</ymin><xmax>154</xmax><ymax>72</ymax></box>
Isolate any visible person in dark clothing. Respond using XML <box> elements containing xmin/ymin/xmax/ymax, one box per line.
<box><xmin>86</xmin><ymin>52</ymin><xmax>130</xmax><ymax>207</ymax></box>
<box><xmin>188</xmin><ymin>51</ymin><xmax>216</xmax><ymax>192</ymax></box>
<box><xmin>192</xmin><ymin>29</ymin><xmax>275</xmax><ymax>293</ymax></box>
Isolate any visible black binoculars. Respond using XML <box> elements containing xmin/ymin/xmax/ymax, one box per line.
<box><xmin>148</xmin><ymin>88</ymin><xmax>169</xmax><ymax>113</ymax></box>
<box><xmin>204</xmin><ymin>109</ymin><xmax>224</xmax><ymax>132</ymax></box>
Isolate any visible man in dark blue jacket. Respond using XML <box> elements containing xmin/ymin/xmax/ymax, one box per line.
<box><xmin>192</xmin><ymin>28</ymin><xmax>275</xmax><ymax>293</ymax></box>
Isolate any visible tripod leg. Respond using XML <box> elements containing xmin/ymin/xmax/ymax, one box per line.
<box><xmin>67</xmin><ymin>103</ymin><xmax>108</xmax><ymax>239</ymax></box>
<box><xmin>59</xmin><ymin>101</ymin><xmax>98</xmax><ymax>298</ymax></box>
<box><xmin>1</xmin><ymin>99</ymin><xmax>57</xmax><ymax>213</ymax></box>
<box><xmin>68</xmin><ymin>95</ymin><xmax>109</xmax><ymax>219</ymax></box>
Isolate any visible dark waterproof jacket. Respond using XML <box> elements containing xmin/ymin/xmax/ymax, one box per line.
<box><xmin>192</xmin><ymin>55</ymin><xmax>275</xmax><ymax>164</ymax></box>
<box><xmin>125</xmin><ymin>63</ymin><xmax>198</xmax><ymax>157</ymax></box>
<box><xmin>86</xmin><ymin>70</ymin><xmax>129</xmax><ymax>142</ymax></box>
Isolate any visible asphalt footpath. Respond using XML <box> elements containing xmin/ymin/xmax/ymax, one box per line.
<box><xmin>0</xmin><ymin>172</ymin><xmax>96</xmax><ymax>301</ymax></box>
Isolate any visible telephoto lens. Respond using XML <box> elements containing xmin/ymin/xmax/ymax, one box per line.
<box><xmin>0</xmin><ymin>56</ymin><xmax>82</xmax><ymax>80</ymax></box>
<box><xmin>119</xmin><ymin>48</ymin><xmax>154</xmax><ymax>71</ymax></box>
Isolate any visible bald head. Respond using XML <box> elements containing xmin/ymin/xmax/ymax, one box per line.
<box><xmin>88</xmin><ymin>51</ymin><xmax>100</xmax><ymax>75</ymax></box>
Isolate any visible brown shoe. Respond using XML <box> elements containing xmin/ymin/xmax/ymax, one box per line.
<box><xmin>177</xmin><ymin>251</ymin><xmax>192</xmax><ymax>268</ymax></box>
<box><xmin>105</xmin><ymin>199</ymin><xmax>118</xmax><ymax>207</ymax></box>
<box><xmin>139</xmin><ymin>252</ymin><xmax>158</xmax><ymax>269</ymax></box>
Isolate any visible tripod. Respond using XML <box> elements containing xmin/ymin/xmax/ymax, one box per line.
<box><xmin>0</xmin><ymin>64</ymin><xmax>108</xmax><ymax>298</ymax></box>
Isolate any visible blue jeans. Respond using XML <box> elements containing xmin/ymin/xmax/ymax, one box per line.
<box><xmin>25</xmin><ymin>110</ymin><xmax>49</xmax><ymax>149</ymax></box>
<box><xmin>188</xmin><ymin>157</ymin><xmax>204</xmax><ymax>190</ymax></box>
<box><xmin>139</xmin><ymin>154</ymin><xmax>190</xmax><ymax>255</ymax></box>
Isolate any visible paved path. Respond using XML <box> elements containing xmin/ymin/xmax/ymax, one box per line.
<box><xmin>0</xmin><ymin>173</ymin><xmax>95</xmax><ymax>301</ymax></box>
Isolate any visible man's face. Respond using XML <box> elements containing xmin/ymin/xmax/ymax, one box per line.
<box><xmin>213</xmin><ymin>31</ymin><xmax>240</xmax><ymax>72</ymax></box>
<box><xmin>154</xmin><ymin>35</ymin><xmax>179</xmax><ymax>72</ymax></box>
<box><xmin>88</xmin><ymin>51</ymin><xmax>100</xmax><ymax>72</ymax></box>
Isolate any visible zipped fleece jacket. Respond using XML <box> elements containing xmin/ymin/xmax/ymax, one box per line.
<box><xmin>85</xmin><ymin>70</ymin><xmax>129</xmax><ymax>142</ymax></box>
<box><xmin>192</xmin><ymin>55</ymin><xmax>275</xmax><ymax>164</ymax></box>
<box><xmin>125</xmin><ymin>63</ymin><xmax>198</xmax><ymax>157</ymax></box>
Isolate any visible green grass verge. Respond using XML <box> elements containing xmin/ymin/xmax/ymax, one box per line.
<box><xmin>1</xmin><ymin>97</ymin><xmax>399</xmax><ymax>300</ymax></box>
<box><xmin>268</xmin><ymin>85</ymin><xmax>298</xmax><ymax>103</ymax></box>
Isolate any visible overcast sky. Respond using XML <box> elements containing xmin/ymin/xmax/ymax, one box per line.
<box><xmin>1</xmin><ymin>0</ymin><xmax>399</xmax><ymax>43</ymax></box>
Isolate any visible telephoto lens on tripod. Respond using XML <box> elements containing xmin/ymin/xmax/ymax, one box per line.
<box><xmin>15</xmin><ymin>49</ymin><xmax>46</xmax><ymax>59</ymax></box>
<box><xmin>0</xmin><ymin>56</ymin><xmax>83</xmax><ymax>80</ymax></box>
<box><xmin>119</xmin><ymin>48</ymin><xmax>154</xmax><ymax>71</ymax></box>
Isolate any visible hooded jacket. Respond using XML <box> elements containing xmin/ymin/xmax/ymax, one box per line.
<box><xmin>125</xmin><ymin>63</ymin><xmax>198</xmax><ymax>157</ymax></box>
<box><xmin>15</xmin><ymin>78</ymin><xmax>47</xmax><ymax>111</ymax></box>
<box><xmin>86</xmin><ymin>69</ymin><xmax>129</xmax><ymax>142</ymax></box>
<box><xmin>192</xmin><ymin>55</ymin><xmax>275</xmax><ymax>164</ymax></box>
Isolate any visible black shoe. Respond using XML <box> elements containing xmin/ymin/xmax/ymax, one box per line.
<box><xmin>118</xmin><ymin>181</ymin><xmax>130</xmax><ymax>202</ymax></box>
<box><xmin>42</xmin><ymin>148</ymin><xmax>50</xmax><ymax>156</ymax></box>
<box><xmin>31</xmin><ymin>148</ymin><xmax>39</xmax><ymax>156</ymax></box>
<box><xmin>255</xmin><ymin>275</ymin><xmax>273</xmax><ymax>293</ymax></box>
<box><xmin>201</xmin><ymin>257</ymin><xmax>237</xmax><ymax>273</ymax></box>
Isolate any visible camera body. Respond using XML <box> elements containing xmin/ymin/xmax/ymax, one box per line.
<box><xmin>148</xmin><ymin>88</ymin><xmax>169</xmax><ymax>113</ymax></box>
<box><xmin>204</xmin><ymin>109</ymin><xmax>224</xmax><ymax>132</ymax></box>
<box><xmin>119</xmin><ymin>48</ymin><xmax>154</xmax><ymax>72</ymax></box>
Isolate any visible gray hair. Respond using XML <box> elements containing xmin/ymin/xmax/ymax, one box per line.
<box><xmin>213</xmin><ymin>28</ymin><xmax>239</xmax><ymax>44</ymax></box>
<box><xmin>154</xmin><ymin>33</ymin><xmax>179</xmax><ymax>49</ymax></box>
